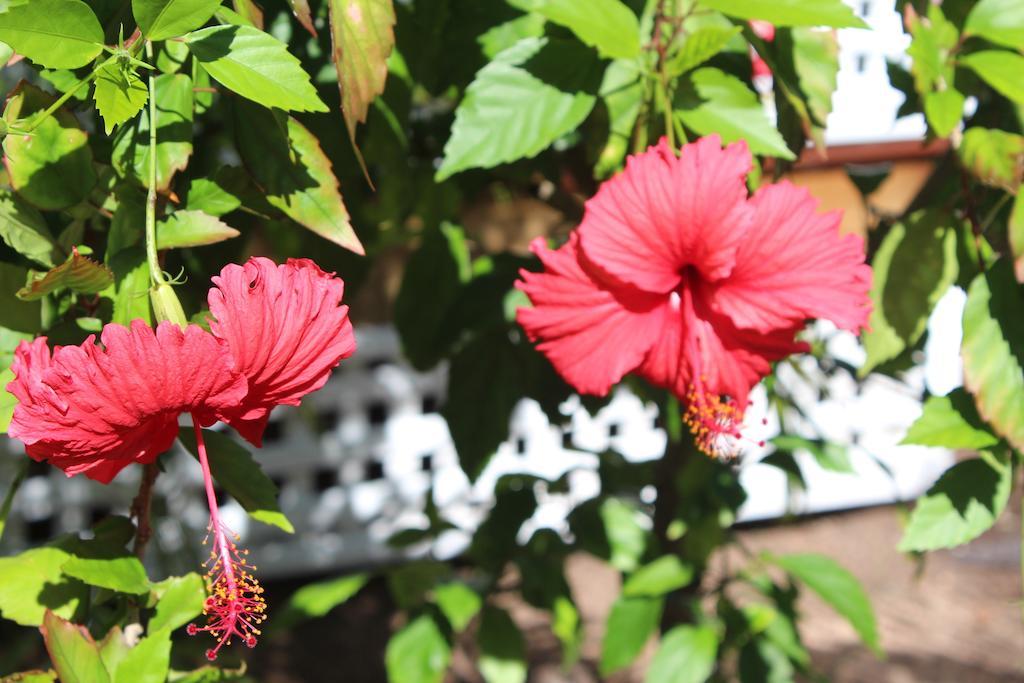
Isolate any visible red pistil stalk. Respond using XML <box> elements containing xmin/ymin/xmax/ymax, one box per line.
<box><xmin>186</xmin><ymin>415</ymin><xmax>267</xmax><ymax>661</ymax></box>
<box><xmin>683</xmin><ymin>377</ymin><xmax>765</xmax><ymax>460</ymax></box>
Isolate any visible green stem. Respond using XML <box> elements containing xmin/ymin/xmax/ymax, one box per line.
<box><xmin>657</xmin><ymin>79</ymin><xmax>675</xmax><ymax>149</ymax></box>
<box><xmin>144</xmin><ymin>41</ymin><xmax>165</xmax><ymax>287</ymax></box>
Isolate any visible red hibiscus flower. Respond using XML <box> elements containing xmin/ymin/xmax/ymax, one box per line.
<box><xmin>516</xmin><ymin>136</ymin><xmax>871</xmax><ymax>456</ymax></box>
<box><xmin>6</xmin><ymin>257</ymin><xmax>355</xmax><ymax>660</ymax></box>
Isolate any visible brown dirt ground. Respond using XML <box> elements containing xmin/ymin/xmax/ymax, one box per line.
<box><xmin>250</xmin><ymin>503</ymin><xmax>1024</xmax><ymax>682</ymax></box>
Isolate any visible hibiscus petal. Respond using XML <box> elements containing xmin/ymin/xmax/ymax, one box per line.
<box><xmin>638</xmin><ymin>283</ymin><xmax>806</xmax><ymax>408</ymax></box>
<box><xmin>705</xmin><ymin>181</ymin><xmax>872</xmax><ymax>333</ymax></box>
<box><xmin>208</xmin><ymin>257</ymin><xmax>356</xmax><ymax>446</ymax></box>
<box><xmin>578</xmin><ymin>135</ymin><xmax>753</xmax><ymax>294</ymax></box>
<box><xmin>6</xmin><ymin>321</ymin><xmax>247</xmax><ymax>484</ymax></box>
<box><xmin>516</xmin><ymin>235</ymin><xmax>668</xmax><ymax>396</ymax></box>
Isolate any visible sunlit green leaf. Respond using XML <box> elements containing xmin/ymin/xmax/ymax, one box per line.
<box><xmin>133</xmin><ymin>0</ymin><xmax>222</xmax><ymax>40</ymax></box>
<box><xmin>964</xmin><ymin>0</ymin><xmax>1024</xmax><ymax>49</ymax></box>
<box><xmin>768</xmin><ymin>553</ymin><xmax>880</xmax><ymax>655</ymax></box>
<box><xmin>157</xmin><ymin>210</ymin><xmax>240</xmax><ymax>249</ymax></box>
<box><xmin>900</xmin><ymin>451</ymin><xmax>1012</xmax><ymax>552</ymax></box>
<box><xmin>385</xmin><ymin>615</ymin><xmax>450</xmax><ymax>683</ymax></box>
<box><xmin>62</xmin><ymin>551</ymin><xmax>150</xmax><ymax>595</ymax></box>
<box><xmin>600</xmin><ymin>596</ymin><xmax>662</xmax><ymax>675</ymax></box>
<box><xmin>185</xmin><ymin>24</ymin><xmax>328</xmax><ymax>112</ymax></box>
<box><xmin>437</xmin><ymin>37</ymin><xmax>601</xmax><ymax>180</ymax></box>
<box><xmin>697</xmin><ymin>0</ymin><xmax>866</xmax><ymax>28</ymax></box>
<box><xmin>432</xmin><ymin>581</ymin><xmax>481</xmax><ymax>633</ymax></box>
<box><xmin>0</xmin><ymin>545</ymin><xmax>85</xmax><ymax>626</ymax></box>
<box><xmin>770</xmin><ymin>435</ymin><xmax>853</xmax><ymax>474</ymax></box>
<box><xmin>234</xmin><ymin>102</ymin><xmax>363</xmax><ymax>254</ymax></box>
<box><xmin>0</xmin><ymin>0</ymin><xmax>103</xmax><ymax>69</ymax></box>
<box><xmin>93</xmin><ymin>64</ymin><xmax>149</xmax><ymax>135</ymax></box>
<box><xmin>114</xmin><ymin>628</ymin><xmax>171</xmax><ymax>683</ymax></box>
<box><xmin>675</xmin><ymin>67</ymin><xmax>794</xmax><ymax>160</ymax></box>
<box><xmin>961</xmin><ymin>261</ymin><xmax>1024</xmax><ymax>452</ymax></box>
<box><xmin>595</xmin><ymin>58</ymin><xmax>643</xmax><ymax>179</ymax></box>
<box><xmin>961</xmin><ymin>50</ymin><xmax>1024</xmax><ymax>104</ymax></box>
<box><xmin>509</xmin><ymin>0</ymin><xmax>640</xmax><ymax>58</ymax></box>
<box><xmin>107</xmin><ymin>247</ymin><xmax>152</xmax><ymax>327</ymax></box>
<box><xmin>901</xmin><ymin>388</ymin><xmax>999</xmax><ymax>449</ymax></box>
<box><xmin>623</xmin><ymin>556</ymin><xmax>694</xmax><ymax>598</ymax></box>
<box><xmin>185</xmin><ymin>178</ymin><xmax>242</xmax><ymax>217</ymax></box>
<box><xmin>40</xmin><ymin>611</ymin><xmax>110</xmax><ymax>683</ymax></box>
<box><xmin>667</xmin><ymin>26</ymin><xmax>741</xmax><ymax>77</ymax></box>
<box><xmin>149</xmin><ymin>574</ymin><xmax>205</xmax><ymax>632</ymax></box>
<box><xmin>645</xmin><ymin>624</ymin><xmax>718</xmax><ymax>683</ymax></box>
<box><xmin>3</xmin><ymin>84</ymin><xmax>96</xmax><ymax>211</ymax></box>
<box><xmin>277</xmin><ymin>573</ymin><xmax>368</xmax><ymax>628</ymax></box>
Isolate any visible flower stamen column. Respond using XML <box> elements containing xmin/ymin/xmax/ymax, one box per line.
<box><xmin>186</xmin><ymin>415</ymin><xmax>266</xmax><ymax>661</ymax></box>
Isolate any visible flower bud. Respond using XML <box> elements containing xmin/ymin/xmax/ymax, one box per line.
<box><xmin>150</xmin><ymin>282</ymin><xmax>188</xmax><ymax>329</ymax></box>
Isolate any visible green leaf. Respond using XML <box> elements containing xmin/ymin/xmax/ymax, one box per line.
<box><xmin>792</xmin><ymin>28</ymin><xmax>839</xmax><ymax>132</ymax></box>
<box><xmin>0</xmin><ymin>189</ymin><xmax>60</xmax><ymax>267</ymax></box>
<box><xmin>328</xmin><ymin>0</ymin><xmax>396</xmax><ymax>141</ymax></box>
<box><xmin>900</xmin><ymin>451</ymin><xmax>1012</xmax><ymax>552</ymax></box>
<box><xmin>388</xmin><ymin>561</ymin><xmax>449</xmax><ymax>609</ymax></box>
<box><xmin>157</xmin><ymin>210</ymin><xmax>239</xmax><ymax>249</ymax></box>
<box><xmin>861</xmin><ymin>210</ymin><xmax>959</xmax><ymax>375</ymax></box>
<box><xmin>93</xmin><ymin>64</ymin><xmax>149</xmax><ymax>136</ymax></box>
<box><xmin>385</xmin><ymin>614</ymin><xmax>451</xmax><ymax>683</ymax></box>
<box><xmin>696</xmin><ymin>0</ymin><xmax>866</xmax><ymax>28</ymax></box>
<box><xmin>739</xmin><ymin>638</ymin><xmax>794</xmax><ymax>683</ymax></box>
<box><xmin>478</xmin><ymin>14</ymin><xmax>546</xmax><ymax>59</ymax></box>
<box><xmin>0</xmin><ymin>263</ymin><xmax>41</xmax><ymax>333</ymax></box>
<box><xmin>436</xmin><ymin>36</ymin><xmax>601</xmax><ymax>180</ymax></box>
<box><xmin>509</xmin><ymin>0</ymin><xmax>640</xmax><ymax>59</ymax></box>
<box><xmin>62</xmin><ymin>551</ymin><xmax>150</xmax><ymax>595</ymax></box>
<box><xmin>667</xmin><ymin>26</ymin><xmax>742</xmax><ymax>77</ymax></box>
<box><xmin>600</xmin><ymin>596</ymin><xmax>662</xmax><ymax>675</ymax></box>
<box><xmin>0</xmin><ymin>545</ymin><xmax>85</xmax><ymax>626</ymax></box>
<box><xmin>234</xmin><ymin>102</ymin><xmax>363</xmax><ymax>254</ymax></box>
<box><xmin>432</xmin><ymin>581</ymin><xmax>481</xmax><ymax>633</ymax></box>
<box><xmin>277</xmin><ymin>573</ymin><xmax>368</xmax><ymax>627</ymax></box>
<box><xmin>674</xmin><ymin>68</ymin><xmax>794</xmax><ymax>160</ymax></box>
<box><xmin>114</xmin><ymin>628</ymin><xmax>171</xmax><ymax>683</ymax></box>
<box><xmin>645</xmin><ymin>625</ymin><xmax>718</xmax><ymax>683</ymax></box>
<box><xmin>133</xmin><ymin>0</ymin><xmax>222</xmax><ymax>40</ymax></box>
<box><xmin>906</xmin><ymin>5</ymin><xmax>962</xmax><ymax>136</ymax></box>
<box><xmin>185</xmin><ymin>24</ymin><xmax>328</xmax><ymax>112</ymax></box>
<box><xmin>623</xmin><ymin>556</ymin><xmax>694</xmax><ymax>598</ymax></box>
<box><xmin>769</xmin><ymin>435</ymin><xmax>853</xmax><ymax>474</ymax></box>
<box><xmin>185</xmin><ymin>178</ymin><xmax>241</xmax><ymax>216</ymax></box>
<box><xmin>601</xmin><ymin>497</ymin><xmax>647</xmax><ymax>573</ymax></box>
<box><xmin>156</xmin><ymin>39</ymin><xmax>191</xmax><ymax>73</ymax></box>
<box><xmin>958</xmin><ymin>128</ymin><xmax>1024</xmax><ymax>192</ymax></box>
<box><xmin>1011</xmin><ymin>189</ymin><xmax>1024</xmax><ymax>282</ymax></box>
<box><xmin>0</xmin><ymin>0</ymin><xmax>103</xmax><ymax>69</ymax></box>
<box><xmin>961</xmin><ymin>50</ymin><xmax>1024</xmax><ymax>104</ymax></box>
<box><xmin>3</xmin><ymin>83</ymin><xmax>96</xmax><ymax>211</ymax></box>
<box><xmin>769</xmin><ymin>553</ymin><xmax>880</xmax><ymax>655</ymax></box>
<box><xmin>961</xmin><ymin>261</ymin><xmax>1024</xmax><ymax>453</ymax></box>
<box><xmin>111</xmin><ymin>73</ymin><xmax>194</xmax><ymax>191</ymax></box>
<box><xmin>964</xmin><ymin>0</ymin><xmax>1024</xmax><ymax>49</ymax></box>
<box><xmin>17</xmin><ymin>250</ymin><xmax>114</xmax><ymax>301</ymax></box>
<box><xmin>479</xmin><ymin>606</ymin><xmax>527</xmax><ymax>683</ymax></box>
<box><xmin>595</xmin><ymin>58</ymin><xmax>643</xmax><ymax>179</ymax></box>
<box><xmin>149</xmin><ymin>574</ymin><xmax>205</xmax><ymax>632</ymax></box>
<box><xmin>443</xmin><ymin>328</ymin><xmax>543</xmax><ymax>480</ymax></box>
<box><xmin>178</xmin><ymin>427</ymin><xmax>295</xmax><ymax>533</ymax></box>
<box><xmin>901</xmin><ymin>388</ymin><xmax>999</xmax><ymax>449</ymax></box>
<box><xmin>394</xmin><ymin>223</ymin><xmax>471</xmax><ymax>370</ymax></box>
<box><xmin>923</xmin><ymin>89</ymin><xmax>965</xmax><ymax>138</ymax></box>
<box><xmin>108</xmin><ymin>247</ymin><xmax>152</xmax><ymax>327</ymax></box>
<box><xmin>0</xmin><ymin>672</ymin><xmax>56</xmax><ymax>683</ymax></box>
<box><xmin>0</xmin><ymin>458</ymin><xmax>26</xmax><ymax>537</ymax></box>
<box><xmin>40</xmin><ymin>611</ymin><xmax>111</xmax><ymax>683</ymax></box>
